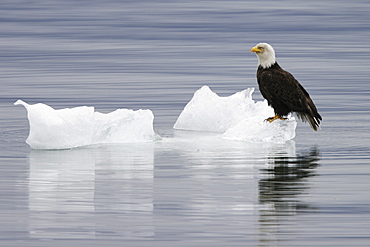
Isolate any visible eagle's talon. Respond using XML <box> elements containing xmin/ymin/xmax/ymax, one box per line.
<box><xmin>264</xmin><ymin>117</ymin><xmax>274</xmax><ymax>123</ymax></box>
<box><xmin>265</xmin><ymin>115</ymin><xmax>287</xmax><ymax>123</ymax></box>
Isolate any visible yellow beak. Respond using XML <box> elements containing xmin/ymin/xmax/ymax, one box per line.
<box><xmin>250</xmin><ymin>46</ymin><xmax>261</xmax><ymax>53</ymax></box>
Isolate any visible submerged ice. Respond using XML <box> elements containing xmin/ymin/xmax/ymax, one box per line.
<box><xmin>15</xmin><ymin>100</ymin><xmax>157</xmax><ymax>149</ymax></box>
<box><xmin>174</xmin><ymin>86</ymin><xmax>297</xmax><ymax>143</ymax></box>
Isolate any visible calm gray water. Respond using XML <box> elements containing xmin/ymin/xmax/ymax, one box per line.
<box><xmin>1</xmin><ymin>1</ymin><xmax>370</xmax><ymax>246</ymax></box>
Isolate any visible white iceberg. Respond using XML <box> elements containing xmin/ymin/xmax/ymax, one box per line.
<box><xmin>14</xmin><ymin>100</ymin><xmax>157</xmax><ymax>149</ymax></box>
<box><xmin>174</xmin><ymin>85</ymin><xmax>297</xmax><ymax>143</ymax></box>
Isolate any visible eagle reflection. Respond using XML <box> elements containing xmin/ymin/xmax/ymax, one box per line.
<box><xmin>259</xmin><ymin>147</ymin><xmax>320</xmax><ymax>224</ymax></box>
<box><xmin>259</xmin><ymin>147</ymin><xmax>320</xmax><ymax>206</ymax></box>
<box><xmin>258</xmin><ymin>147</ymin><xmax>320</xmax><ymax>242</ymax></box>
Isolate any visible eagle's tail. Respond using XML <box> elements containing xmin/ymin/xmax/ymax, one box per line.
<box><xmin>296</xmin><ymin>112</ymin><xmax>322</xmax><ymax>131</ymax></box>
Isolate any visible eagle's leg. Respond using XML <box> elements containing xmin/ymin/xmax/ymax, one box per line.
<box><xmin>265</xmin><ymin>114</ymin><xmax>287</xmax><ymax>123</ymax></box>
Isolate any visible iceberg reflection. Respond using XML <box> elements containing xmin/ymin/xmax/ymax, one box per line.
<box><xmin>153</xmin><ymin>133</ymin><xmax>298</xmax><ymax>239</ymax></box>
<box><xmin>28</xmin><ymin>143</ymin><xmax>154</xmax><ymax>239</ymax></box>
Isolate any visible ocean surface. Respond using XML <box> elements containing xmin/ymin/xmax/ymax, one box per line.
<box><xmin>1</xmin><ymin>0</ymin><xmax>370</xmax><ymax>246</ymax></box>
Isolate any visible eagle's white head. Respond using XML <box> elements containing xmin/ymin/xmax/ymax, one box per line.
<box><xmin>250</xmin><ymin>43</ymin><xmax>276</xmax><ymax>69</ymax></box>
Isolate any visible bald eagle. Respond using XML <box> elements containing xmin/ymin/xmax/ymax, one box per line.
<box><xmin>250</xmin><ymin>43</ymin><xmax>322</xmax><ymax>131</ymax></box>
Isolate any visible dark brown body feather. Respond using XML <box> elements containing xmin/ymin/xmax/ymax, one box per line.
<box><xmin>257</xmin><ymin>62</ymin><xmax>322</xmax><ymax>131</ymax></box>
